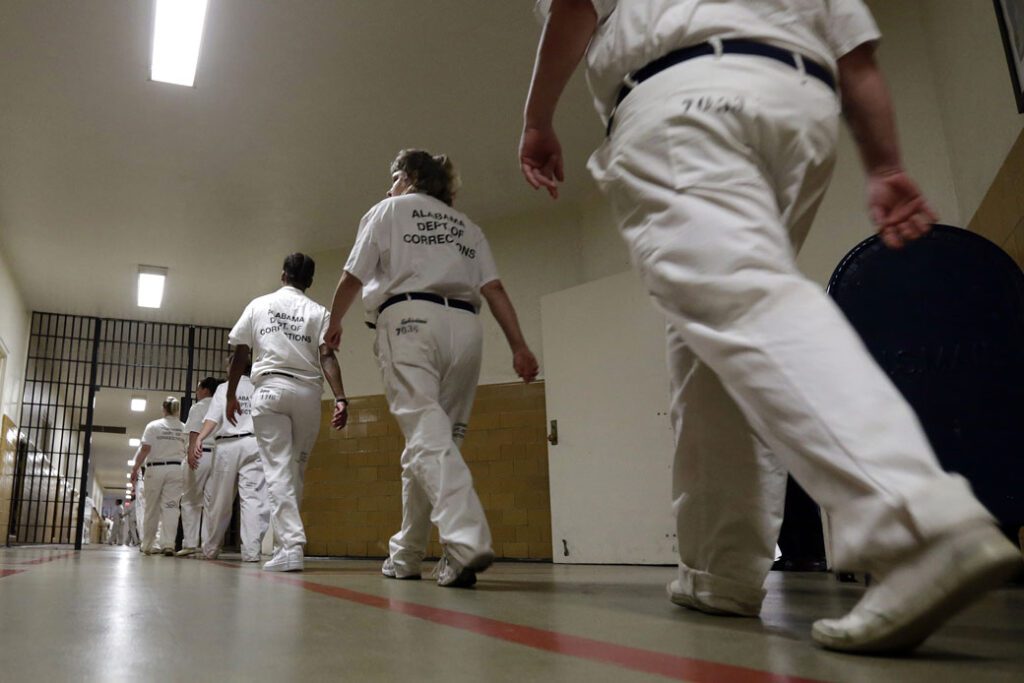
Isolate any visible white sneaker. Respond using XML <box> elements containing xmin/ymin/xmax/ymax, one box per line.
<box><xmin>174</xmin><ymin>547</ymin><xmax>196</xmax><ymax>558</ymax></box>
<box><xmin>263</xmin><ymin>547</ymin><xmax>304</xmax><ymax>572</ymax></box>
<box><xmin>433</xmin><ymin>549</ymin><xmax>495</xmax><ymax>588</ymax></box>
<box><xmin>666</xmin><ymin>580</ymin><xmax>761</xmax><ymax>617</ymax></box>
<box><xmin>812</xmin><ymin>524</ymin><xmax>1022</xmax><ymax>654</ymax></box>
<box><xmin>381</xmin><ymin>556</ymin><xmax>421</xmax><ymax>580</ymax></box>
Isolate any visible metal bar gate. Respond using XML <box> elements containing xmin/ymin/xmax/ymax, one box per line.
<box><xmin>8</xmin><ymin>312</ymin><xmax>229</xmax><ymax>548</ymax></box>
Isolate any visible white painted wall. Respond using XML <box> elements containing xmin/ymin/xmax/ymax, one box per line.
<box><xmin>919</xmin><ymin>0</ymin><xmax>1024</xmax><ymax>223</ymax></box>
<box><xmin>0</xmin><ymin>248</ymin><xmax>29</xmax><ymax>423</ymax></box>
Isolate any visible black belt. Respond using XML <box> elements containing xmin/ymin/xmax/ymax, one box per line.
<box><xmin>215</xmin><ymin>432</ymin><xmax>254</xmax><ymax>441</ymax></box>
<box><xmin>608</xmin><ymin>39</ymin><xmax>837</xmax><ymax>136</ymax></box>
<box><xmin>366</xmin><ymin>292</ymin><xmax>477</xmax><ymax>329</ymax></box>
<box><xmin>147</xmin><ymin>461</ymin><xmax>180</xmax><ymax>467</ymax></box>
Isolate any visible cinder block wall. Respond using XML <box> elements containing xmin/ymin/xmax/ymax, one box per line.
<box><xmin>302</xmin><ymin>381</ymin><xmax>552</xmax><ymax>560</ymax></box>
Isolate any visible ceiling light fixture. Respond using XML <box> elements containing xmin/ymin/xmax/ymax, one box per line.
<box><xmin>130</xmin><ymin>397</ymin><xmax>147</xmax><ymax>412</ymax></box>
<box><xmin>151</xmin><ymin>0</ymin><xmax>210</xmax><ymax>87</ymax></box>
<box><xmin>137</xmin><ymin>265</ymin><xmax>167</xmax><ymax>308</ymax></box>
<box><xmin>129</xmin><ymin>438</ymin><xmax>141</xmax><ymax>447</ymax></box>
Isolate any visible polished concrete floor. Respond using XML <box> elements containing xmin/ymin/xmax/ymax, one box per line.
<box><xmin>0</xmin><ymin>545</ymin><xmax>1021</xmax><ymax>682</ymax></box>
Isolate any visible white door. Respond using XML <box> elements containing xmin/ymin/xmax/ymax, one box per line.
<box><xmin>541</xmin><ymin>270</ymin><xmax>676</xmax><ymax>564</ymax></box>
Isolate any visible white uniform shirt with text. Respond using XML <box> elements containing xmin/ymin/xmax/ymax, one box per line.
<box><xmin>183</xmin><ymin>397</ymin><xmax>215</xmax><ymax>449</ymax></box>
<box><xmin>344</xmin><ymin>193</ymin><xmax>500</xmax><ymax>321</ymax></box>
<box><xmin>229</xmin><ymin>286</ymin><xmax>330</xmax><ymax>387</ymax></box>
<box><xmin>141</xmin><ymin>416</ymin><xmax>187</xmax><ymax>463</ymax></box>
<box><xmin>204</xmin><ymin>376</ymin><xmax>256</xmax><ymax>437</ymax></box>
<box><xmin>536</xmin><ymin>0</ymin><xmax>880</xmax><ymax>125</ymax></box>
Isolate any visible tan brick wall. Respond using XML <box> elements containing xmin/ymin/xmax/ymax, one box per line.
<box><xmin>969</xmin><ymin>128</ymin><xmax>1024</xmax><ymax>270</ymax></box>
<box><xmin>302</xmin><ymin>381</ymin><xmax>552</xmax><ymax>560</ymax></box>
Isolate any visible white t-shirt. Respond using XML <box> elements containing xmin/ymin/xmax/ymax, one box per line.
<box><xmin>204</xmin><ymin>376</ymin><xmax>255</xmax><ymax>437</ymax></box>
<box><xmin>344</xmin><ymin>193</ymin><xmax>500</xmax><ymax>320</ymax></box>
<box><xmin>183</xmin><ymin>396</ymin><xmax>215</xmax><ymax>450</ymax></box>
<box><xmin>536</xmin><ymin>0</ymin><xmax>880</xmax><ymax>124</ymax></box>
<box><xmin>141</xmin><ymin>416</ymin><xmax>187</xmax><ymax>463</ymax></box>
<box><xmin>229</xmin><ymin>286</ymin><xmax>330</xmax><ymax>387</ymax></box>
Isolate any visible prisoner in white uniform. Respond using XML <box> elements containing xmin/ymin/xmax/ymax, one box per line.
<box><xmin>177</xmin><ymin>376</ymin><xmax>222</xmax><ymax>557</ymax></box>
<box><xmin>520</xmin><ymin>0</ymin><xmax>1020</xmax><ymax>654</ymax></box>
<box><xmin>326</xmin><ymin>150</ymin><xmax>539</xmax><ymax>587</ymax></box>
<box><xmin>125</xmin><ymin>501</ymin><xmax>140</xmax><ymax>546</ymax></box>
<box><xmin>229</xmin><ymin>253</ymin><xmax>348</xmax><ymax>572</ymax></box>
<box><xmin>109</xmin><ymin>500</ymin><xmax>124</xmax><ymax>545</ymax></box>
<box><xmin>191</xmin><ymin>368</ymin><xmax>269</xmax><ymax>561</ymax></box>
<box><xmin>130</xmin><ymin>397</ymin><xmax>186</xmax><ymax>556</ymax></box>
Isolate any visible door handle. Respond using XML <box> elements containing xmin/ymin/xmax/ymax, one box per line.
<box><xmin>547</xmin><ymin>419</ymin><xmax>558</xmax><ymax>446</ymax></box>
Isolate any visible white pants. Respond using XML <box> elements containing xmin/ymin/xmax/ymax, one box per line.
<box><xmin>141</xmin><ymin>463</ymin><xmax>183</xmax><ymax>553</ymax></box>
<box><xmin>135</xmin><ymin>478</ymin><xmax>145</xmax><ymax>540</ymax></box>
<box><xmin>179</xmin><ymin>448</ymin><xmax>214</xmax><ymax>549</ymax></box>
<box><xmin>589</xmin><ymin>56</ymin><xmax>993</xmax><ymax>609</ymax></box>
<box><xmin>201</xmin><ymin>436</ymin><xmax>269</xmax><ymax>560</ymax></box>
<box><xmin>376</xmin><ymin>300</ymin><xmax>492</xmax><ymax>571</ymax></box>
<box><xmin>252</xmin><ymin>376</ymin><xmax>321</xmax><ymax>552</ymax></box>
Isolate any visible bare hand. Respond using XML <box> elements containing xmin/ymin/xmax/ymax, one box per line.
<box><xmin>519</xmin><ymin>124</ymin><xmax>564</xmax><ymax>199</ymax></box>
<box><xmin>130</xmin><ymin>469</ymin><xmax>138</xmax><ymax>484</ymax></box>
<box><xmin>324</xmin><ymin>322</ymin><xmax>342</xmax><ymax>350</ymax></box>
<box><xmin>513</xmin><ymin>348</ymin><xmax>540</xmax><ymax>383</ymax></box>
<box><xmin>226</xmin><ymin>396</ymin><xmax>241</xmax><ymax>426</ymax></box>
<box><xmin>188</xmin><ymin>443</ymin><xmax>203</xmax><ymax>470</ymax></box>
<box><xmin>331</xmin><ymin>402</ymin><xmax>348</xmax><ymax>431</ymax></box>
<box><xmin>867</xmin><ymin>169</ymin><xmax>938</xmax><ymax>249</ymax></box>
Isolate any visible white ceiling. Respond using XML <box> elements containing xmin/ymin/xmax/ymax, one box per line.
<box><xmin>0</xmin><ymin>0</ymin><xmax>603</xmax><ymax>328</ymax></box>
<box><xmin>90</xmin><ymin>387</ymin><xmax>184</xmax><ymax>494</ymax></box>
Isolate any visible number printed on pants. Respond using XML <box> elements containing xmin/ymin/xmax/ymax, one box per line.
<box><xmin>395</xmin><ymin>317</ymin><xmax>427</xmax><ymax>336</ymax></box>
<box><xmin>680</xmin><ymin>95</ymin><xmax>745</xmax><ymax>114</ymax></box>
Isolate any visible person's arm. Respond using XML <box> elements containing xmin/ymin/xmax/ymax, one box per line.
<box><xmin>226</xmin><ymin>346</ymin><xmax>250</xmax><ymax>426</ymax></box>
<box><xmin>481</xmin><ymin>280</ymin><xmax>540</xmax><ymax>383</ymax></box>
<box><xmin>187</xmin><ymin>432</ymin><xmax>199</xmax><ymax>464</ymax></box>
<box><xmin>324</xmin><ymin>271</ymin><xmax>363</xmax><ymax>350</ymax></box>
<box><xmin>129</xmin><ymin>444</ymin><xmax>151</xmax><ymax>483</ymax></box>
<box><xmin>520</xmin><ymin>0</ymin><xmax>600</xmax><ymax>198</ymax></box>
<box><xmin>319</xmin><ymin>344</ymin><xmax>349</xmax><ymax>430</ymax></box>
<box><xmin>189</xmin><ymin>420</ymin><xmax>218</xmax><ymax>469</ymax></box>
<box><xmin>838</xmin><ymin>43</ymin><xmax>937</xmax><ymax>249</ymax></box>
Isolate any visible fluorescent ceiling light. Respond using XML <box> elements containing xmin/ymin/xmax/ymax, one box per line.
<box><xmin>127</xmin><ymin>459</ymin><xmax>136</xmax><ymax>467</ymax></box>
<box><xmin>151</xmin><ymin>0</ymin><xmax>209</xmax><ymax>87</ymax></box>
<box><xmin>129</xmin><ymin>438</ymin><xmax>141</xmax><ymax>447</ymax></box>
<box><xmin>130</xmin><ymin>397</ymin><xmax>147</xmax><ymax>412</ymax></box>
<box><xmin>137</xmin><ymin>266</ymin><xmax>167</xmax><ymax>308</ymax></box>
<box><xmin>125</xmin><ymin>473</ymin><xmax>131</xmax><ymax>479</ymax></box>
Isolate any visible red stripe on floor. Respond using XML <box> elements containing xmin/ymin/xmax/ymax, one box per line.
<box><xmin>13</xmin><ymin>551</ymin><xmax>79</xmax><ymax>565</ymax></box>
<box><xmin>213</xmin><ymin>562</ymin><xmax>823</xmax><ymax>683</ymax></box>
<box><xmin>0</xmin><ymin>569</ymin><xmax>26</xmax><ymax>578</ymax></box>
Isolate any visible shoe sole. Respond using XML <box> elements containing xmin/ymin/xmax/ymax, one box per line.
<box><xmin>383</xmin><ymin>572</ymin><xmax>421</xmax><ymax>580</ymax></box>
<box><xmin>813</xmin><ymin>542</ymin><xmax>1021</xmax><ymax>653</ymax></box>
